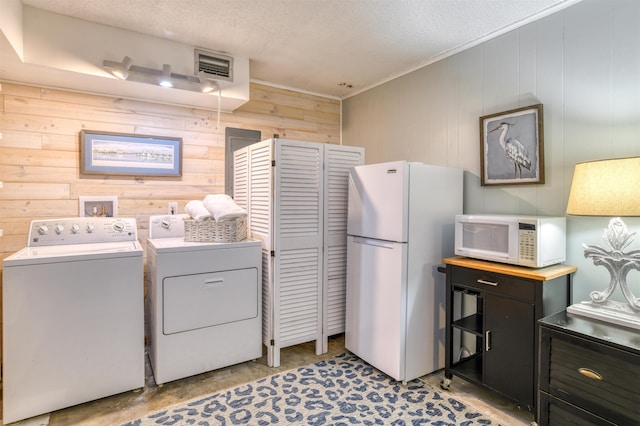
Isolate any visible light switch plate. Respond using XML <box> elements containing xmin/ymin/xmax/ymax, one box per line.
<box><xmin>168</xmin><ymin>202</ymin><xmax>178</xmax><ymax>215</ymax></box>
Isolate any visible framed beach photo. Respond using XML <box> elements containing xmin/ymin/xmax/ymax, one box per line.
<box><xmin>479</xmin><ymin>104</ymin><xmax>544</xmax><ymax>186</ymax></box>
<box><xmin>80</xmin><ymin>130</ymin><xmax>182</xmax><ymax>177</ymax></box>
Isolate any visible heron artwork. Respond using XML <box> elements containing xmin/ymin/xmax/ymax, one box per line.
<box><xmin>489</xmin><ymin>122</ymin><xmax>532</xmax><ymax>179</ymax></box>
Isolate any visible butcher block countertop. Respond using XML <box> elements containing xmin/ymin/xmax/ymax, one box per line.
<box><xmin>442</xmin><ymin>256</ymin><xmax>577</xmax><ymax>281</ymax></box>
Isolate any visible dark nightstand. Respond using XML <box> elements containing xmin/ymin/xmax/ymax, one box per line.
<box><xmin>538</xmin><ymin>310</ymin><xmax>640</xmax><ymax>425</ymax></box>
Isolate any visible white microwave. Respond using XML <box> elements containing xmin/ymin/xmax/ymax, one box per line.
<box><xmin>454</xmin><ymin>214</ymin><xmax>566</xmax><ymax>268</ymax></box>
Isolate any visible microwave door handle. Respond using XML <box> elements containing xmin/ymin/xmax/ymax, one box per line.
<box><xmin>477</xmin><ymin>279</ymin><xmax>499</xmax><ymax>287</ymax></box>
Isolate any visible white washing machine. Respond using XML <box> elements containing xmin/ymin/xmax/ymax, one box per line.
<box><xmin>2</xmin><ymin>217</ymin><xmax>144</xmax><ymax>424</ymax></box>
<box><xmin>146</xmin><ymin>215</ymin><xmax>262</xmax><ymax>385</ymax></box>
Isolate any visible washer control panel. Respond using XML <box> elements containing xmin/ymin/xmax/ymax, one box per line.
<box><xmin>28</xmin><ymin>217</ymin><xmax>138</xmax><ymax>246</ymax></box>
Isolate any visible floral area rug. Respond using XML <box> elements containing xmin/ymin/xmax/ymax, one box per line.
<box><xmin>122</xmin><ymin>352</ymin><xmax>498</xmax><ymax>425</ymax></box>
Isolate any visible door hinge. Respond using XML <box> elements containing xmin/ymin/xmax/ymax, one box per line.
<box><xmin>270</xmin><ymin>250</ymin><xmax>275</xmax><ymax>257</ymax></box>
<box><xmin>271</xmin><ymin>160</ymin><xmax>276</xmax><ymax>167</ymax></box>
<box><xmin>270</xmin><ymin>339</ymin><xmax>275</xmax><ymax>346</ymax></box>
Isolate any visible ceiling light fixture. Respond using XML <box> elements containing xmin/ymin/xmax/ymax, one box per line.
<box><xmin>198</xmin><ymin>71</ymin><xmax>215</xmax><ymax>93</ymax></box>
<box><xmin>111</xmin><ymin>56</ymin><xmax>133</xmax><ymax>80</ymax></box>
<box><xmin>159</xmin><ymin>64</ymin><xmax>173</xmax><ymax>88</ymax></box>
<box><xmin>103</xmin><ymin>57</ymin><xmax>221</xmax><ymax>95</ymax></box>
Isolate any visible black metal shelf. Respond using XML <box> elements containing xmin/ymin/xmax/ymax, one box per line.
<box><xmin>451</xmin><ymin>353</ymin><xmax>483</xmax><ymax>384</ymax></box>
<box><xmin>452</xmin><ymin>313</ymin><xmax>483</xmax><ymax>335</ymax></box>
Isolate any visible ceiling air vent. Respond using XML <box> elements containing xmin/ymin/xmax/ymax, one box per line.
<box><xmin>195</xmin><ymin>49</ymin><xmax>233</xmax><ymax>82</ymax></box>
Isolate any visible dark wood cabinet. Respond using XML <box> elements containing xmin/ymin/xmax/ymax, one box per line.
<box><xmin>538</xmin><ymin>310</ymin><xmax>640</xmax><ymax>425</ymax></box>
<box><xmin>484</xmin><ymin>293</ymin><xmax>535</xmax><ymax>405</ymax></box>
<box><xmin>442</xmin><ymin>257</ymin><xmax>576</xmax><ymax>412</ymax></box>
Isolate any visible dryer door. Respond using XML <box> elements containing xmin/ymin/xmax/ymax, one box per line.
<box><xmin>163</xmin><ymin>267</ymin><xmax>259</xmax><ymax>335</ymax></box>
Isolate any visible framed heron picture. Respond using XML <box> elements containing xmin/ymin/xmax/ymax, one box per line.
<box><xmin>479</xmin><ymin>104</ymin><xmax>544</xmax><ymax>186</ymax></box>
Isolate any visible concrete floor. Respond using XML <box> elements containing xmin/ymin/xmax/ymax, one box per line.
<box><xmin>1</xmin><ymin>335</ymin><xmax>535</xmax><ymax>425</ymax></box>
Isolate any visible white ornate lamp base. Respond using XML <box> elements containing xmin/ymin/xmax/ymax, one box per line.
<box><xmin>569</xmin><ymin>217</ymin><xmax>640</xmax><ymax>329</ymax></box>
<box><xmin>567</xmin><ymin>300</ymin><xmax>640</xmax><ymax>330</ymax></box>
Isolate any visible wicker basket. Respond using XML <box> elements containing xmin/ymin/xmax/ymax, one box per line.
<box><xmin>184</xmin><ymin>216</ymin><xmax>247</xmax><ymax>243</ymax></box>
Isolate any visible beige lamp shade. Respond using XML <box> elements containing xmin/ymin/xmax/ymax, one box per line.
<box><xmin>567</xmin><ymin>157</ymin><xmax>640</xmax><ymax>216</ymax></box>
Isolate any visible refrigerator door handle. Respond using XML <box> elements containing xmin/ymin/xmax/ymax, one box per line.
<box><xmin>351</xmin><ymin>236</ymin><xmax>396</xmax><ymax>249</ymax></box>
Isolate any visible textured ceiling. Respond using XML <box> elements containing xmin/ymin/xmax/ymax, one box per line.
<box><xmin>19</xmin><ymin>0</ymin><xmax>581</xmax><ymax>99</ymax></box>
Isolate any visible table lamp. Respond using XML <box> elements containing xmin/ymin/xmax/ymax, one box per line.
<box><xmin>566</xmin><ymin>157</ymin><xmax>640</xmax><ymax>329</ymax></box>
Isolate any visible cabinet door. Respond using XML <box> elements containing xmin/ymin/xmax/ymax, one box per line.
<box><xmin>484</xmin><ymin>294</ymin><xmax>534</xmax><ymax>407</ymax></box>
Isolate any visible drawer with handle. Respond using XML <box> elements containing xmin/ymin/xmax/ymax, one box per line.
<box><xmin>450</xmin><ymin>265</ymin><xmax>535</xmax><ymax>301</ymax></box>
<box><xmin>541</xmin><ymin>328</ymin><xmax>640</xmax><ymax>424</ymax></box>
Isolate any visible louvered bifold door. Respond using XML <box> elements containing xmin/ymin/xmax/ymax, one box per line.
<box><xmin>272</xmin><ymin>139</ymin><xmax>324</xmax><ymax>367</ymax></box>
<box><xmin>232</xmin><ymin>148</ymin><xmax>249</xmax><ymax>212</ymax></box>
<box><xmin>240</xmin><ymin>140</ymin><xmax>275</xmax><ymax>366</ymax></box>
<box><xmin>322</xmin><ymin>145</ymin><xmax>364</xmax><ymax>351</ymax></box>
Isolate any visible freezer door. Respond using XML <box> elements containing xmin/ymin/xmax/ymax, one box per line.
<box><xmin>347</xmin><ymin>161</ymin><xmax>408</xmax><ymax>242</ymax></box>
<box><xmin>345</xmin><ymin>236</ymin><xmax>407</xmax><ymax>381</ymax></box>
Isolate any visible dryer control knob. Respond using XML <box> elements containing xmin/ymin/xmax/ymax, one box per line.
<box><xmin>55</xmin><ymin>224</ymin><xmax>64</xmax><ymax>234</ymax></box>
<box><xmin>37</xmin><ymin>225</ymin><xmax>49</xmax><ymax>235</ymax></box>
<box><xmin>71</xmin><ymin>224</ymin><xmax>80</xmax><ymax>234</ymax></box>
<box><xmin>161</xmin><ymin>217</ymin><xmax>173</xmax><ymax>229</ymax></box>
<box><xmin>112</xmin><ymin>221</ymin><xmax>125</xmax><ymax>232</ymax></box>
<box><xmin>86</xmin><ymin>224</ymin><xmax>95</xmax><ymax>233</ymax></box>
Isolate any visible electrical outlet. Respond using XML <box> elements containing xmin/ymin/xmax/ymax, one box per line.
<box><xmin>168</xmin><ymin>202</ymin><xmax>178</xmax><ymax>215</ymax></box>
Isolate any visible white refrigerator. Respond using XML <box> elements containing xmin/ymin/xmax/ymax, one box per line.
<box><xmin>345</xmin><ymin>160</ymin><xmax>462</xmax><ymax>382</ymax></box>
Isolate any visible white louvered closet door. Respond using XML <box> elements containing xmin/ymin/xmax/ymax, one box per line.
<box><xmin>232</xmin><ymin>148</ymin><xmax>249</xmax><ymax>212</ymax></box>
<box><xmin>234</xmin><ymin>140</ymin><xmax>276</xmax><ymax>365</ymax></box>
<box><xmin>272</xmin><ymin>139</ymin><xmax>324</xmax><ymax>367</ymax></box>
<box><xmin>245</xmin><ymin>140</ymin><xmax>275</xmax><ymax>365</ymax></box>
<box><xmin>322</xmin><ymin>145</ymin><xmax>364</xmax><ymax>350</ymax></box>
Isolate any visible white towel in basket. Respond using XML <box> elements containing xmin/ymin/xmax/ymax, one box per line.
<box><xmin>203</xmin><ymin>194</ymin><xmax>247</xmax><ymax>221</ymax></box>
<box><xmin>185</xmin><ymin>200</ymin><xmax>212</xmax><ymax>221</ymax></box>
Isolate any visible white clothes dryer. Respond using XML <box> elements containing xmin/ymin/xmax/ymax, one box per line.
<box><xmin>146</xmin><ymin>215</ymin><xmax>262</xmax><ymax>385</ymax></box>
<box><xmin>2</xmin><ymin>217</ymin><xmax>144</xmax><ymax>424</ymax></box>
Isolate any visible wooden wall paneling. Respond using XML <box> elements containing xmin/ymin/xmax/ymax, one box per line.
<box><xmin>0</xmin><ymin>200</ymin><xmax>79</xmax><ymax>219</ymax></box>
<box><xmin>1</xmin><ymin>146</ymin><xmax>77</xmax><ymax>168</ymax></box>
<box><xmin>1</xmin><ymin>165</ymin><xmax>78</xmax><ymax>183</ymax></box>
<box><xmin>0</xmin><ymin>83</ymin><xmax>41</xmax><ymax>98</ymax></box>
<box><xmin>233</xmin><ymin>109</ymin><xmax>320</xmax><ymax>132</ymax></box>
<box><xmin>0</xmin><ymin>130</ymin><xmax>43</xmax><ymax>149</ymax></box>
<box><xmin>0</xmin><ymin>82</ymin><xmax>340</xmax><ymax>267</ymax></box>
<box><xmin>4</xmin><ymin>95</ymin><xmax>188</xmax><ymax>130</ymax></box>
<box><xmin>40</xmin><ymin>88</ymin><xmax>211</xmax><ymax>120</ymax></box>
<box><xmin>249</xmin><ymin>84</ymin><xmax>340</xmax><ymax>115</ymax></box>
<box><xmin>42</xmin><ymin>133</ymin><xmax>78</xmax><ymax>151</ymax></box>
<box><xmin>238</xmin><ymin>99</ymin><xmax>306</xmax><ymax>120</ymax></box>
<box><xmin>0</xmin><ymin>111</ymin><xmax>136</xmax><ymax>136</ymax></box>
<box><xmin>0</xmin><ymin>182</ymin><xmax>70</xmax><ymax>200</ymax></box>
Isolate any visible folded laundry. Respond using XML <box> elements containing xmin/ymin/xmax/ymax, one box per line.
<box><xmin>185</xmin><ymin>200</ymin><xmax>212</xmax><ymax>221</ymax></box>
<box><xmin>203</xmin><ymin>194</ymin><xmax>247</xmax><ymax>221</ymax></box>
